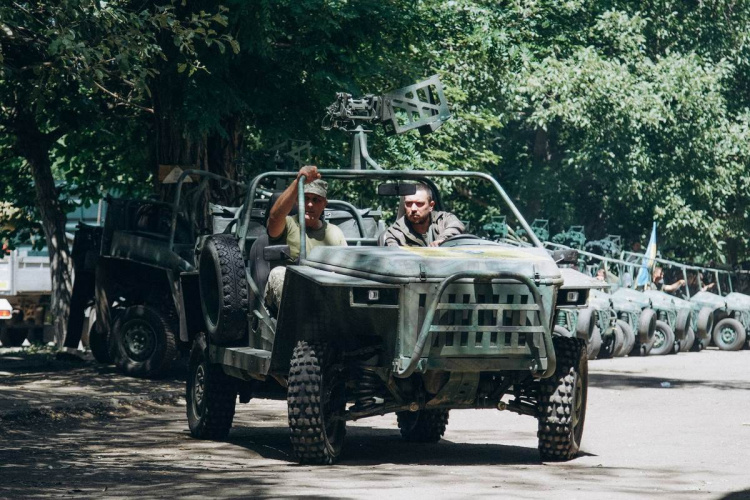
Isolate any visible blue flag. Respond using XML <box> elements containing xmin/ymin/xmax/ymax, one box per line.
<box><xmin>636</xmin><ymin>222</ymin><xmax>657</xmax><ymax>288</ymax></box>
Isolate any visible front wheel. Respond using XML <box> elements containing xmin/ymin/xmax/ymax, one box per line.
<box><xmin>712</xmin><ymin>318</ymin><xmax>746</xmax><ymax>351</ymax></box>
<box><xmin>288</xmin><ymin>341</ymin><xmax>347</xmax><ymax>465</ymax></box>
<box><xmin>396</xmin><ymin>409</ymin><xmax>449</xmax><ymax>443</ymax></box>
<box><xmin>586</xmin><ymin>327</ymin><xmax>602</xmax><ymax>360</ymax></box>
<box><xmin>616</xmin><ymin>320</ymin><xmax>636</xmax><ymax>356</ymax></box>
<box><xmin>650</xmin><ymin>320</ymin><xmax>675</xmax><ymax>356</ymax></box>
<box><xmin>681</xmin><ymin>327</ymin><xmax>696</xmax><ymax>352</ymax></box>
<box><xmin>538</xmin><ymin>336</ymin><xmax>587</xmax><ymax>461</ymax></box>
<box><xmin>186</xmin><ymin>334</ymin><xmax>238</xmax><ymax>439</ymax></box>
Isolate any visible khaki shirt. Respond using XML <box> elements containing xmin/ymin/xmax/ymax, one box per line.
<box><xmin>270</xmin><ymin>216</ymin><xmax>347</xmax><ymax>261</ymax></box>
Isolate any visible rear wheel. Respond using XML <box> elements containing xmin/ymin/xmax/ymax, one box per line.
<box><xmin>288</xmin><ymin>341</ymin><xmax>347</xmax><ymax>464</ymax></box>
<box><xmin>0</xmin><ymin>327</ymin><xmax>26</xmax><ymax>347</ymax></box>
<box><xmin>712</xmin><ymin>318</ymin><xmax>746</xmax><ymax>351</ymax></box>
<box><xmin>598</xmin><ymin>325</ymin><xmax>623</xmax><ymax>359</ymax></box>
<box><xmin>88</xmin><ymin>321</ymin><xmax>112</xmax><ymax>364</ymax></box>
<box><xmin>186</xmin><ymin>335</ymin><xmax>237</xmax><ymax>439</ymax></box>
<box><xmin>538</xmin><ymin>337</ymin><xmax>587</xmax><ymax>461</ymax></box>
<box><xmin>397</xmin><ymin>409</ymin><xmax>449</xmax><ymax>443</ymax></box>
<box><xmin>650</xmin><ymin>320</ymin><xmax>675</xmax><ymax>356</ymax></box>
<box><xmin>112</xmin><ymin>305</ymin><xmax>177</xmax><ymax>378</ymax></box>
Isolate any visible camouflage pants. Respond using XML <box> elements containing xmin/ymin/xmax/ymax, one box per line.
<box><xmin>264</xmin><ymin>266</ymin><xmax>286</xmax><ymax>316</ymax></box>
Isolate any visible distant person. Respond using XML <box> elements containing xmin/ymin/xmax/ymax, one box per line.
<box><xmin>651</xmin><ymin>266</ymin><xmax>685</xmax><ymax>294</ymax></box>
<box><xmin>383</xmin><ymin>182</ymin><xmax>464</xmax><ymax>247</ymax></box>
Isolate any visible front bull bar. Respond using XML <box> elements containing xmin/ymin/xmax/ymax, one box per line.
<box><xmin>394</xmin><ymin>270</ymin><xmax>558</xmax><ymax>380</ymax></box>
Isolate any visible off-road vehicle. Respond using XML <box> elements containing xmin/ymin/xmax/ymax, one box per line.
<box><xmin>184</xmin><ymin>78</ymin><xmax>600</xmax><ymax>464</ymax></box>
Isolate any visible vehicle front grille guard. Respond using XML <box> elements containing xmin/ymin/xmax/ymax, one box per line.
<box><xmin>394</xmin><ymin>271</ymin><xmax>557</xmax><ymax>380</ymax></box>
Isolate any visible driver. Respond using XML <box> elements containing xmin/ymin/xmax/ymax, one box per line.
<box><xmin>383</xmin><ymin>182</ymin><xmax>464</xmax><ymax>247</ymax></box>
<box><xmin>264</xmin><ymin>165</ymin><xmax>347</xmax><ymax>314</ymax></box>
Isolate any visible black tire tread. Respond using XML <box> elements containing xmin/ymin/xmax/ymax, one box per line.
<box><xmin>202</xmin><ymin>235</ymin><xmax>248</xmax><ymax>344</ymax></box>
<box><xmin>396</xmin><ymin>409</ymin><xmax>449</xmax><ymax>443</ymax></box>
<box><xmin>186</xmin><ymin>340</ymin><xmax>237</xmax><ymax>439</ymax></box>
<box><xmin>287</xmin><ymin>341</ymin><xmax>345</xmax><ymax>465</ymax></box>
<box><xmin>114</xmin><ymin>305</ymin><xmax>177</xmax><ymax>378</ymax></box>
<box><xmin>538</xmin><ymin>336</ymin><xmax>587</xmax><ymax>461</ymax></box>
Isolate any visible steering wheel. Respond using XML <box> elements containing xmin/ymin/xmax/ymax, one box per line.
<box><xmin>438</xmin><ymin>234</ymin><xmax>482</xmax><ymax>246</ymax></box>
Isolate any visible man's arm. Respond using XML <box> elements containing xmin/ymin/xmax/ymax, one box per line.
<box><xmin>267</xmin><ymin>165</ymin><xmax>321</xmax><ymax>239</ymax></box>
<box><xmin>663</xmin><ymin>279</ymin><xmax>686</xmax><ymax>293</ymax></box>
<box><xmin>429</xmin><ymin>212</ymin><xmax>465</xmax><ymax>247</ymax></box>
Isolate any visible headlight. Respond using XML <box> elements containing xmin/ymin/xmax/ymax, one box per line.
<box><xmin>557</xmin><ymin>288</ymin><xmax>588</xmax><ymax>307</ymax></box>
<box><xmin>351</xmin><ymin>287</ymin><xmax>399</xmax><ymax>307</ymax></box>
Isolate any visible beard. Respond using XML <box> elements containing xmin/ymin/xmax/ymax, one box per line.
<box><xmin>408</xmin><ymin>212</ymin><xmax>430</xmax><ymax>225</ymax></box>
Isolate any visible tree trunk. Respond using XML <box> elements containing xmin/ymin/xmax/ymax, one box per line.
<box><xmin>14</xmin><ymin>113</ymin><xmax>73</xmax><ymax>348</ymax></box>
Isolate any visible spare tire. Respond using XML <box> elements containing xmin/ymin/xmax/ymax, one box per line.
<box><xmin>199</xmin><ymin>235</ymin><xmax>248</xmax><ymax>345</ymax></box>
<box><xmin>637</xmin><ymin>308</ymin><xmax>657</xmax><ymax>345</ymax></box>
<box><xmin>696</xmin><ymin>307</ymin><xmax>714</xmax><ymax>341</ymax></box>
<box><xmin>674</xmin><ymin>308</ymin><xmax>692</xmax><ymax>340</ymax></box>
<box><xmin>575</xmin><ymin>308</ymin><xmax>596</xmax><ymax>340</ymax></box>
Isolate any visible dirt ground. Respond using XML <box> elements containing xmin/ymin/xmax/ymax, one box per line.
<box><xmin>2</xmin><ymin>348</ymin><xmax>750</xmax><ymax>500</ymax></box>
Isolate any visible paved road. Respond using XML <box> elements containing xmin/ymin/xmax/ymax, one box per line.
<box><xmin>2</xmin><ymin>349</ymin><xmax>750</xmax><ymax>499</ymax></box>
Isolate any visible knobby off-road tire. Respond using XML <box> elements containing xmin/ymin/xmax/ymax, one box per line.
<box><xmin>186</xmin><ymin>335</ymin><xmax>238</xmax><ymax>439</ymax></box>
<box><xmin>650</xmin><ymin>320</ymin><xmax>676</xmax><ymax>356</ymax></box>
<box><xmin>616</xmin><ymin>320</ymin><xmax>636</xmax><ymax>356</ymax></box>
<box><xmin>712</xmin><ymin>318</ymin><xmax>746</xmax><ymax>351</ymax></box>
<box><xmin>199</xmin><ymin>235</ymin><xmax>248</xmax><ymax>345</ymax></box>
<box><xmin>112</xmin><ymin>305</ymin><xmax>177</xmax><ymax>378</ymax></box>
<box><xmin>586</xmin><ymin>327</ymin><xmax>602</xmax><ymax>360</ymax></box>
<box><xmin>538</xmin><ymin>336</ymin><xmax>588</xmax><ymax>461</ymax></box>
<box><xmin>396</xmin><ymin>409</ymin><xmax>450</xmax><ymax>443</ymax></box>
<box><xmin>287</xmin><ymin>341</ymin><xmax>347</xmax><ymax>465</ymax></box>
<box><xmin>681</xmin><ymin>327</ymin><xmax>696</xmax><ymax>352</ymax></box>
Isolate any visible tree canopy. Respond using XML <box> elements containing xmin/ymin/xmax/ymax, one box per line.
<box><xmin>3</xmin><ymin>0</ymin><xmax>750</xmax><ymax>266</ymax></box>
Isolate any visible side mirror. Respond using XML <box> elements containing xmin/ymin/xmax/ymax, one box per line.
<box><xmin>264</xmin><ymin>245</ymin><xmax>292</xmax><ymax>262</ymax></box>
<box><xmin>552</xmin><ymin>249</ymin><xmax>578</xmax><ymax>265</ymax></box>
<box><xmin>377</xmin><ymin>182</ymin><xmax>418</xmax><ymax>197</ymax></box>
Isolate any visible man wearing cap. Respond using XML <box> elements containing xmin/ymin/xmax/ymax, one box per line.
<box><xmin>264</xmin><ymin>165</ymin><xmax>347</xmax><ymax>314</ymax></box>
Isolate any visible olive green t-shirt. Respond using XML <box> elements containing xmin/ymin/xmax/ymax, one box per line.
<box><xmin>271</xmin><ymin>216</ymin><xmax>347</xmax><ymax>261</ymax></box>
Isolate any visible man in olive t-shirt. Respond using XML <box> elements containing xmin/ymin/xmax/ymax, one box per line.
<box><xmin>264</xmin><ymin>165</ymin><xmax>347</xmax><ymax>314</ymax></box>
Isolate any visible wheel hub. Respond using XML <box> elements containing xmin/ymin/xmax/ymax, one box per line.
<box><xmin>653</xmin><ymin>330</ymin><xmax>665</xmax><ymax>349</ymax></box>
<box><xmin>720</xmin><ymin>327</ymin><xmax>737</xmax><ymax>344</ymax></box>
<box><xmin>123</xmin><ymin>320</ymin><xmax>156</xmax><ymax>361</ymax></box>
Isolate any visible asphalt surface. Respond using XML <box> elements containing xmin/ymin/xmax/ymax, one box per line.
<box><xmin>1</xmin><ymin>348</ymin><xmax>750</xmax><ymax>499</ymax></box>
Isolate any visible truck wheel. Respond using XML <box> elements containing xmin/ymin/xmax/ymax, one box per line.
<box><xmin>616</xmin><ymin>320</ymin><xmax>635</xmax><ymax>356</ymax></box>
<box><xmin>538</xmin><ymin>336</ymin><xmax>587</xmax><ymax>461</ymax></box>
<box><xmin>675</xmin><ymin>308</ymin><xmax>692</xmax><ymax>341</ymax></box>
<box><xmin>650</xmin><ymin>320</ymin><xmax>675</xmax><ymax>356</ymax></box>
<box><xmin>712</xmin><ymin>318</ymin><xmax>746</xmax><ymax>351</ymax></box>
<box><xmin>396</xmin><ymin>409</ymin><xmax>449</xmax><ymax>443</ymax></box>
<box><xmin>186</xmin><ymin>334</ymin><xmax>237</xmax><ymax>439</ymax></box>
<box><xmin>199</xmin><ymin>235</ymin><xmax>248</xmax><ymax>345</ymax></box>
<box><xmin>112</xmin><ymin>305</ymin><xmax>177</xmax><ymax>378</ymax></box>
<box><xmin>586</xmin><ymin>327</ymin><xmax>602</xmax><ymax>360</ymax></box>
<box><xmin>681</xmin><ymin>327</ymin><xmax>695</xmax><ymax>352</ymax></box>
<box><xmin>288</xmin><ymin>341</ymin><xmax>347</xmax><ymax>465</ymax></box>
<box><xmin>637</xmin><ymin>309</ymin><xmax>657</xmax><ymax>346</ymax></box>
<box><xmin>598</xmin><ymin>325</ymin><xmax>623</xmax><ymax>359</ymax></box>
<box><xmin>696</xmin><ymin>307</ymin><xmax>714</xmax><ymax>341</ymax></box>
<box><xmin>575</xmin><ymin>308</ymin><xmax>595</xmax><ymax>340</ymax></box>
<box><xmin>88</xmin><ymin>320</ymin><xmax>112</xmax><ymax>364</ymax></box>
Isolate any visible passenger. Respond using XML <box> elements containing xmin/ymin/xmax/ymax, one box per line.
<box><xmin>383</xmin><ymin>182</ymin><xmax>464</xmax><ymax>247</ymax></box>
<box><xmin>651</xmin><ymin>266</ymin><xmax>685</xmax><ymax>294</ymax></box>
<box><xmin>595</xmin><ymin>268</ymin><xmax>606</xmax><ymax>281</ymax></box>
<box><xmin>264</xmin><ymin>165</ymin><xmax>347</xmax><ymax>314</ymax></box>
